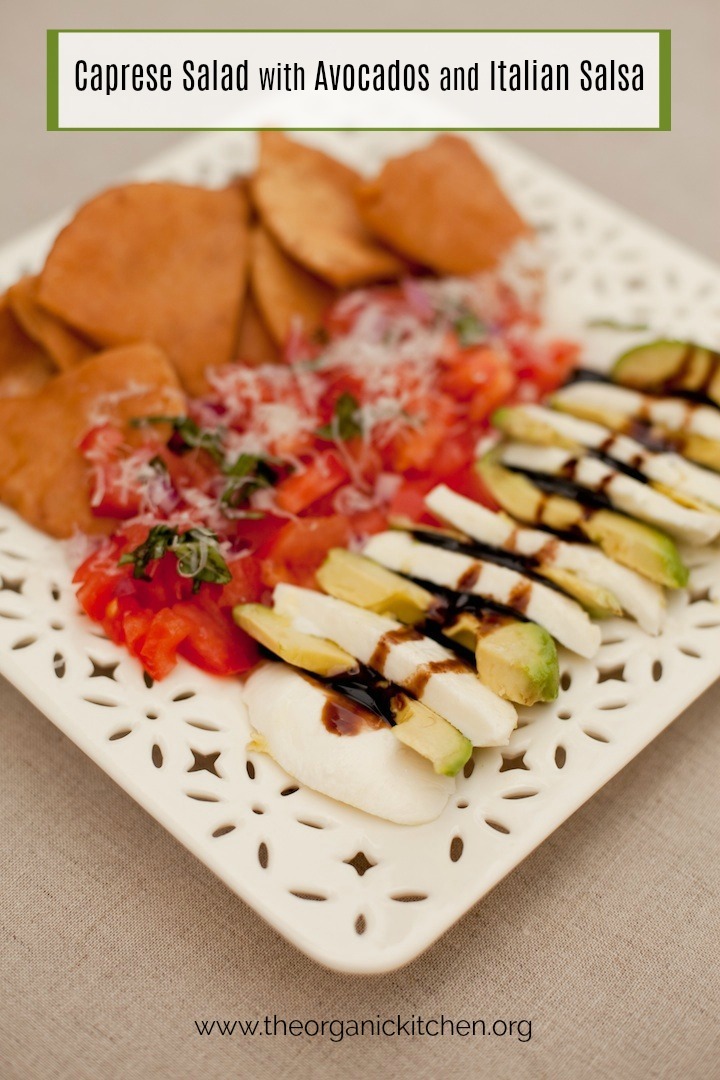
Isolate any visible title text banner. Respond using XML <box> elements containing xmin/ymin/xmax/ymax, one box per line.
<box><xmin>48</xmin><ymin>29</ymin><xmax>670</xmax><ymax>131</ymax></box>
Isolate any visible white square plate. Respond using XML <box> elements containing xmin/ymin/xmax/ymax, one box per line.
<box><xmin>2</xmin><ymin>131</ymin><xmax>720</xmax><ymax>973</ymax></box>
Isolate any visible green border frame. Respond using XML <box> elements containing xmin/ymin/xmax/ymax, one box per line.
<box><xmin>47</xmin><ymin>28</ymin><xmax>671</xmax><ymax>132</ymax></box>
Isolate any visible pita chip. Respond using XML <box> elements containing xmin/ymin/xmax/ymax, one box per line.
<box><xmin>0</xmin><ymin>292</ymin><xmax>55</xmax><ymax>398</ymax></box>
<box><xmin>250</xmin><ymin>224</ymin><xmax>335</xmax><ymax>345</ymax></box>
<box><xmin>251</xmin><ymin>132</ymin><xmax>405</xmax><ymax>288</ymax></box>
<box><xmin>38</xmin><ymin>182</ymin><xmax>250</xmax><ymax>396</ymax></box>
<box><xmin>8</xmin><ymin>274</ymin><xmax>94</xmax><ymax>370</ymax></box>
<box><xmin>0</xmin><ymin>342</ymin><xmax>184</xmax><ymax>538</ymax></box>
<box><xmin>357</xmin><ymin>135</ymin><xmax>530</xmax><ymax>275</ymax></box>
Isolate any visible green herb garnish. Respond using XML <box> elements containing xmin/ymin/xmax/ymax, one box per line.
<box><xmin>119</xmin><ymin>525</ymin><xmax>232</xmax><ymax>592</ymax></box>
<box><xmin>453</xmin><ymin>307</ymin><xmax>487</xmax><ymax>347</ymax></box>
<box><xmin>221</xmin><ymin>454</ymin><xmax>280</xmax><ymax>511</ymax></box>
<box><xmin>131</xmin><ymin>417</ymin><xmax>284</xmax><ymax>519</ymax></box>
<box><xmin>316</xmin><ymin>392</ymin><xmax>363</xmax><ymax>441</ymax></box>
<box><xmin>585</xmin><ymin>318</ymin><xmax>650</xmax><ymax>332</ymax></box>
<box><xmin>133</xmin><ymin>416</ymin><xmax>226</xmax><ymax>465</ymax></box>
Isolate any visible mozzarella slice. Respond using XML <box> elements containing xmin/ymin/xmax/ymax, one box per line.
<box><xmin>364</xmin><ymin>530</ymin><xmax>601</xmax><ymax>658</ymax></box>
<box><xmin>500</xmin><ymin>442</ymin><xmax>720</xmax><ymax>545</ymax></box>
<box><xmin>273</xmin><ymin>584</ymin><xmax>517</xmax><ymax>747</ymax></box>
<box><xmin>426</xmin><ymin>484</ymin><xmax>665</xmax><ymax>635</ymax></box>
<box><xmin>512</xmin><ymin>404</ymin><xmax>720</xmax><ymax>510</ymax></box>
<box><xmin>553</xmin><ymin>381</ymin><xmax>720</xmax><ymax>441</ymax></box>
<box><xmin>243</xmin><ymin>663</ymin><xmax>453</xmax><ymax>824</ymax></box>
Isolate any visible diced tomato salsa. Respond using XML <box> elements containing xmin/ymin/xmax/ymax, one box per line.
<box><xmin>73</xmin><ymin>274</ymin><xmax>578</xmax><ymax>681</ymax></box>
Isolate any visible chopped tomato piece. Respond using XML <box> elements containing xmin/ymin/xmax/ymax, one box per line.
<box><xmin>388</xmin><ymin>477</ymin><xmax>437</xmax><ymax>524</ymax></box>
<box><xmin>174</xmin><ymin>603</ymin><xmax>259</xmax><ymax>675</ymax></box>
<box><xmin>348</xmin><ymin>507</ymin><xmax>388</xmax><ymax>539</ymax></box>
<box><xmin>275</xmin><ymin>451</ymin><xmax>348</xmax><ymax>515</ymax></box>
<box><xmin>233</xmin><ymin>514</ymin><xmax>288</xmax><ymax>553</ymax></box>
<box><xmin>121</xmin><ymin>604</ymin><xmax>153</xmax><ymax>654</ymax></box>
<box><xmin>424</xmin><ymin>430</ymin><xmax>475</xmax><ymax>480</ymax></box>
<box><xmin>262</xmin><ymin>515</ymin><xmax>353</xmax><ymax>588</ymax></box>
<box><xmin>469</xmin><ymin>364</ymin><xmax>517</xmax><ymax>422</ymax></box>
<box><xmin>217</xmin><ymin>556</ymin><xmax>264</xmax><ymax>608</ymax></box>
<box><xmin>439</xmin><ymin>347</ymin><xmax>505</xmax><ymax>400</ymax></box>
<box><xmin>74</xmin><ymin>542</ymin><xmax>125</xmax><ymax>620</ymax></box>
<box><xmin>138</xmin><ymin>607</ymin><xmax>190</xmax><ymax>681</ymax></box>
<box><xmin>80</xmin><ymin>424</ymin><xmax>152</xmax><ymax>519</ymax></box>
<box><xmin>441</xmin><ymin>464</ymin><xmax>500</xmax><ymax>510</ymax></box>
<box><xmin>388</xmin><ymin>397</ymin><xmax>457</xmax><ymax>473</ymax></box>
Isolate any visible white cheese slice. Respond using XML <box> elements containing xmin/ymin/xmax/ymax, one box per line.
<box><xmin>243</xmin><ymin>662</ymin><xmax>454</xmax><ymax>824</ymax></box>
<box><xmin>552</xmin><ymin>381</ymin><xmax>720</xmax><ymax>441</ymax></box>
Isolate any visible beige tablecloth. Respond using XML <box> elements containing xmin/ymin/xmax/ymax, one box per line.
<box><xmin>1</xmin><ymin>2</ymin><xmax>719</xmax><ymax>1078</ymax></box>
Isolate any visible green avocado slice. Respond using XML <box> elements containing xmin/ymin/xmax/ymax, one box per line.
<box><xmin>492</xmin><ymin>405</ymin><xmax>577</xmax><ymax>449</ymax></box>
<box><xmin>317</xmin><ymin>547</ymin><xmax>434</xmax><ymax>625</ymax></box>
<box><xmin>233</xmin><ymin>604</ymin><xmax>358</xmax><ymax>678</ymax></box>
<box><xmin>391</xmin><ymin>693</ymin><xmax>472</xmax><ymax>777</ymax></box>
<box><xmin>444</xmin><ymin>612</ymin><xmax>559</xmax><ymax>706</ymax></box>
<box><xmin>612</xmin><ymin>340</ymin><xmax>720</xmax><ymax>405</ymax></box>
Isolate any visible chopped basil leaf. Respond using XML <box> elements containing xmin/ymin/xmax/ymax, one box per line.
<box><xmin>119</xmin><ymin>525</ymin><xmax>175</xmax><ymax>578</ymax></box>
<box><xmin>221</xmin><ymin>454</ymin><xmax>280</xmax><ymax>510</ymax></box>
<box><xmin>133</xmin><ymin>415</ymin><xmax>226</xmax><ymax>465</ymax></box>
<box><xmin>316</xmin><ymin>392</ymin><xmax>363</xmax><ymax>441</ymax></box>
<box><xmin>312</xmin><ymin>325</ymin><xmax>330</xmax><ymax>346</ymax></box>
<box><xmin>453</xmin><ymin>307</ymin><xmax>487</xmax><ymax>347</ymax></box>
<box><xmin>119</xmin><ymin>524</ymin><xmax>231</xmax><ymax>592</ymax></box>
<box><xmin>147</xmin><ymin>455</ymin><xmax>168</xmax><ymax>474</ymax></box>
<box><xmin>171</xmin><ymin>527</ymin><xmax>232</xmax><ymax>592</ymax></box>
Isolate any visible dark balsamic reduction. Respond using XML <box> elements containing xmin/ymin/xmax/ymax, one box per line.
<box><xmin>407</xmin><ymin>530</ymin><xmax>575</xmax><ymax>592</ymax></box>
<box><xmin>511</xmin><ymin>467</ymin><xmax>615</xmax><ymax>511</ymax></box>
<box><xmin>368</xmin><ymin>625</ymin><xmax>423</xmax><ymax>673</ymax></box>
<box><xmin>409</xmin><ymin>527</ymin><xmax>542</xmax><ymax>573</ymax></box>
<box><xmin>564</xmin><ymin>368</ymin><xmax>611</xmax><ymax>387</ymax></box>
<box><xmin>650</xmin><ymin>386</ymin><xmax>720</xmax><ymax>409</ymax></box>
<box><xmin>321</xmin><ymin>664</ymin><xmax>397</xmax><ymax>728</ymax></box>
<box><xmin>592</xmin><ymin>447</ymin><xmax>649</xmax><ymax>484</ymax></box>
<box><xmin>416</xmin><ymin>583</ymin><xmax>532</xmax><ymax>632</ymax></box>
<box><xmin>405</xmin><ymin>657</ymin><xmax>467</xmax><ymax>698</ymax></box>
<box><xmin>320</xmin><ymin>690</ymin><xmax>389</xmax><ymax>736</ymax></box>
<box><xmin>626</xmin><ymin>419</ymin><xmax>676</xmax><ymax>454</ymax></box>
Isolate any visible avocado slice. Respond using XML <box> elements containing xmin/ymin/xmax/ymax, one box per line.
<box><xmin>493</xmin><ymin>406</ymin><xmax>577</xmax><ymax>449</ymax></box>
<box><xmin>477</xmin><ymin>451</ymin><xmax>688</xmax><ymax>588</ymax></box>
<box><xmin>444</xmin><ymin>612</ymin><xmax>559</xmax><ymax>706</ymax></box>
<box><xmin>391</xmin><ymin>692</ymin><xmax>472</xmax><ymax>776</ymax></box>
<box><xmin>317</xmin><ymin>547</ymin><xmax>434</xmax><ymax>624</ymax></box>
<box><xmin>233</xmin><ymin>603</ymin><xmax>358</xmax><ymax>677</ymax></box>
<box><xmin>676</xmin><ymin>435</ymin><xmax>720</xmax><ymax>473</ymax></box>
<box><xmin>538</xmin><ymin>565</ymin><xmax>622</xmax><ymax>618</ymax></box>
<box><xmin>612</xmin><ymin>340</ymin><xmax>720</xmax><ymax>405</ymax></box>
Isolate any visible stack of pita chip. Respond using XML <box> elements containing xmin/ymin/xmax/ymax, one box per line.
<box><xmin>0</xmin><ymin>132</ymin><xmax>530</xmax><ymax>538</ymax></box>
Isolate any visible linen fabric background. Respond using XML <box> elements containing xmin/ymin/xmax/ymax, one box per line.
<box><xmin>1</xmin><ymin>2</ymin><xmax>719</xmax><ymax>1078</ymax></box>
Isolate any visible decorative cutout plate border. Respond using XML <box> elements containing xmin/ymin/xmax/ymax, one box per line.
<box><xmin>2</xmin><ymin>131</ymin><xmax>720</xmax><ymax>973</ymax></box>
